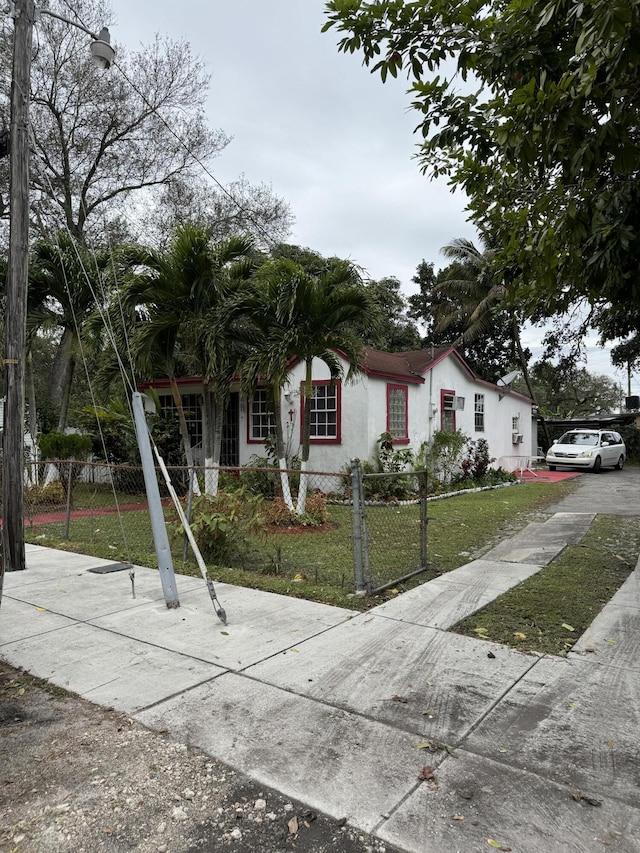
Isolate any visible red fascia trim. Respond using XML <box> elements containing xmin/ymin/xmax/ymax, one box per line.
<box><xmin>473</xmin><ymin>376</ymin><xmax>534</xmax><ymax>403</ymax></box>
<box><xmin>137</xmin><ymin>376</ymin><xmax>204</xmax><ymax>391</ymax></box>
<box><xmin>386</xmin><ymin>383</ymin><xmax>409</xmax><ymax>442</ymax></box>
<box><xmin>300</xmin><ymin>379</ymin><xmax>342</xmax><ymax>444</ymax></box>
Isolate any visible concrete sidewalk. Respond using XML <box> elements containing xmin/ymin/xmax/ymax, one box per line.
<box><xmin>1</xmin><ymin>510</ymin><xmax>640</xmax><ymax>853</ymax></box>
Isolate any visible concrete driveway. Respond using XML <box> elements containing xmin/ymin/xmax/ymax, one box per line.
<box><xmin>546</xmin><ymin>465</ymin><xmax>640</xmax><ymax>516</ymax></box>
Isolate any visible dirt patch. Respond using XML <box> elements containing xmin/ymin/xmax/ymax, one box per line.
<box><xmin>0</xmin><ymin>662</ymin><xmax>395</xmax><ymax>853</ymax></box>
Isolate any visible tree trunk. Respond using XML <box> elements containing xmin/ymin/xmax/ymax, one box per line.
<box><xmin>272</xmin><ymin>383</ymin><xmax>294</xmax><ymax>511</ymax></box>
<box><xmin>169</xmin><ymin>375</ymin><xmax>200</xmax><ymax>496</ymax></box>
<box><xmin>51</xmin><ymin>327</ymin><xmax>77</xmax><ymax>430</ymax></box>
<box><xmin>511</xmin><ymin>315</ymin><xmax>551</xmax><ymax>448</ymax></box>
<box><xmin>296</xmin><ymin>360</ymin><xmax>313</xmax><ymax>515</ymax></box>
<box><xmin>201</xmin><ymin>385</ymin><xmax>223</xmax><ymax>496</ymax></box>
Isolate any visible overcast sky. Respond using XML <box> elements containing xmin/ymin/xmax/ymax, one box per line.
<box><xmin>107</xmin><ymin>0</ymin><xmax>637</xmax><ymax>395</ymax></box>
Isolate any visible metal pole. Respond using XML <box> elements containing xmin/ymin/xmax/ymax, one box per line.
<box><xmin>1</xmin><ymin>0</ymin><xmax>35</xmax><ymax>593</ymax></box>
<box><xmin>182</xmin><ymin>467</ymin><xmax>194</xmax><ymax>562</ymax></box>
<box><xmin>132</xmin><ymin>392</ymin><xmax>180</xmax><ymax>608</ymax></box>
<box><xmin>64</xmin><ymin>458</ymin><xmax>73</xmax><ymax>539</ymax></box>
<box><xmin>419</xmin><ymin>468</ymin><xmax>428</xmax><ymax>570</ymax></box>
<box><xmin>351</xmin><ymin>459</ymin><xmax>370</xmax><ymax>596</ymax></box>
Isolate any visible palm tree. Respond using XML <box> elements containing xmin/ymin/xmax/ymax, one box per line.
<box><xmin>118</xmin><ymin>224</ymin><xmax>256</xmax><ymax>494</ymax></box>
<box><xmin>241</xmin><ymin>258</ymin><xmax>371</xmax><ymax>514</ymax></box>
<box><xmin>435</xmin><ymin>238</ymin><xmax>538</xmax><ymax>405</ymax></box>
<box><xmin>28</xmin><ymin>232</ymin><xmax>114</xmax><ymax>430</ymax></box>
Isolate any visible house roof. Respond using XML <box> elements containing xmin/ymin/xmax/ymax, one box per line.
<box><xmin>361</xmin><ymin>345</ymin><xmax>534</xmax><ymax>404</ymax></box>
<box><xmin>359</xmin><ymin>346</ymin><xmax>460</xmax><ymax>383</ymax></box>
<box><xmin>139</xmin><ymin>345</ymin><xmax>534</xmax><ymax>405</ymax></box>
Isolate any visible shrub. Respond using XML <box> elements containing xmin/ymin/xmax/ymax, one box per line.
<box><xmin>26</xmin><ymin>480</ymin><xmax>65</xmax><ymax>508</ymax></box>
<box><xmin>170</xmin><ymin>487</ymin><xmax>264</xmax><ymax>565</ymax></box>
<box><xmin>37</xmin><ymin>431</ymin><xmax>92</xmax><ymax>505</ymax></box>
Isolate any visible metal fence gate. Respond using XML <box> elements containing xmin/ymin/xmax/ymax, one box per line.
<box><xmin>350</xmin><ymin>460</ymin><xmax>429</xmax><ymax>595</ymax></box>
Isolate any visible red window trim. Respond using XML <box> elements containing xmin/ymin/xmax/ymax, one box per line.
<box><xmin>440</xmin><ymin>388</ymin><xmax>456</xmax><ymax>431</ymax></box>
<box><xmin>246</xmin><ymin>387</ymin><xmax>276</xmax><ymax>445</ymax></box>
<box><xmin>300</xmin><ymin>379</ymin><xmax>342</xmax><ymax>444</ymax></box>
<box><xmin>386</xmin><ymin>383</ymin><xmax>409</xmax><ymax>444</ymax></box>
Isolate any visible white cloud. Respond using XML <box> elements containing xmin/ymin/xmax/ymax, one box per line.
<box><xmin>107</xmin><ymin>0</ymin><xmax>633</xmax><ymax>387</ymax></box>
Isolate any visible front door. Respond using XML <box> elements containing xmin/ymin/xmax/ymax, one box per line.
<box><xmin>220</xmin><ymin>392</ymin><xmax>239</xmax><ymax>467</ymax></box>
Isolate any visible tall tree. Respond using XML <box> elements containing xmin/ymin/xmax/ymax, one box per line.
<box><xmin>28</xmin><ymin>232</ymin><xmax>113</xmax><ymax>429</ymax></box>
<box><xmin>117</xmin><ymin>225</ymin><xmax>256</xmax><ymax>493</ymax></box>
<box><xmin>0</xmin><ymin>0</ymin><xmax>227</xmax><ymax>243</ymax></box>
<box><xmin>435</xmin><ymin>238</ymin><xmax>535</xmax><ymax>393</ymax></box>
<box><xmin>323</xmin><ymin>0</ymin><xmax>640</xmax><ymax>340</ymax></box>
<box><xmin>241</xmin><ymin>257</ymin><xmax>371</xmax><ymax>515</ymax></box>
<box><xmin>357</xmin><ymin>277</ymin><xmax>421</xmax><ymax>351</ymax></box>
<box><xmin>408</xmin><ymin>259</ymin><xmax>514</xmax><ymax>378</ymax></box>
<box><xmin>146</xmin><ymin>176</ymin><xmax>294</xmax><ymax>250</ymax></box>
<box><xmin>523</xmin><ymin>362</ymin><xmax>622</xmax><ymax>418</ymax></box>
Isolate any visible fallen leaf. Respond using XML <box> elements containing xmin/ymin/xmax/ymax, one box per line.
<box><xmin>391</xmin><ymin>695</ymin><xmax>408</xmax><ymax>703</ymax></box>
<box><xmin>17</xmin><ymin>687</ymin><xmax>25</xmax><ymax>696</ymax></box>
<box><xmin>290</xmin><ymin>648</ymin><xmax>300</xmax><ymax>653</ymax></box>
<box><xmin>220</xmin><ymin>631</ymin><xmax>229</xmax><ymax>636</ymax></box>
<box><xmin>605</xmin><ymin>638</ymin><xmax>617</xmax><ymax>645</ymax></box>
<box><xmin>568</xmin><ymin>701</ymin><xmax>579</xmax><ymax>710</ymax></box>
<box><xmin>414</xmin><ymin>741</ymin><xmax>432</xmax><ymax>750</ymax></box>
<box><xmin>422</xmin><ymin>709</ymin><xmax>437</xmax><ymax>717</ymax></box>
<box><xmin>452</xmin><ymin>814</ymin><xmax>464</xmax><ymax>821</ymax></box>
<box><xmin>606</xmin><ymin>739</ymin><xmax>615</xmax><ymax>748</ymax></box>
<box><xmin>487</xmin><ymin>840</ymin><xmax>511</xmax><ymax>851</ymax></box>
<box><xmin>35</xmin><ymin>607</ymin><xmax>47</xmax><ymax>612</ymax></box>
<box><xmin>473</xmin><ymin>627</ymin><xmax>489</xmax><ymax>635</ymax></box>
<box><xmin>288</xmin><ymin>816</ymin><xmax>299</xmax><ymax>834</ymax></box>
<box><xmin>513</xmin><ymin>632</ymin><xmax>527</xmax><ymax>639</ymax></box>
<box><xmin>418</xmin><ymin>765</ymin><xmax>436</xmax><ymax>782</ymax></box>
<box><xmin>572</xmin><ymin>791</ymin><xmax>602</xmax><ymax>807</ymax></box>
<box><xmin>562</xmin><ymin>623</ymin><xmax>575</xmax><ymax>632</ymax></box>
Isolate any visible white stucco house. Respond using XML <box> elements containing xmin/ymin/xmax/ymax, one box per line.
<box><xmin>141</xmin><ymin>346</ymin><xmax>535</xmax><ymax>473</ymax></box>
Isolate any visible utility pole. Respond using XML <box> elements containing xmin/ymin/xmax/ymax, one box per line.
<box><xmin>2</xmin><ymin>0</ymin><xmax>35</xmax><ymax>586</ymax></box>
<box><xmin>0</xmin><ymin>4</ymin><xmax>113</xmax><ymax>607</ymax></box>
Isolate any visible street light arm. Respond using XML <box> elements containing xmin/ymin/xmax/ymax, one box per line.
<box><xmin>35</xmin><ymin>7</ymin><xmax>100</xmax><ymax>41</ymax></box>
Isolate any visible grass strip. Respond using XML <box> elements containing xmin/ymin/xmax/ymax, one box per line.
<box><xmin>452</xmin><ymin>515</ymin><xmax>640</xmax><ymax>656</ymax></box>
<box><xmin>25</xmin><ymin>479</ymin><xmax>578</xmax><ymax>609</ymax></box>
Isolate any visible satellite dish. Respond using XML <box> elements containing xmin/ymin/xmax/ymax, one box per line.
<box><xmin>497</xmin><ymin>369</ymin><xmax>522</xmax><ymax>387</ymax></box>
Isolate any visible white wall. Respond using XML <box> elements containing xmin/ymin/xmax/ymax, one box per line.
<box><xmin>172</xmin><ymin>351</ymin><xmax>533</xmax><ymax>473</ymax></box>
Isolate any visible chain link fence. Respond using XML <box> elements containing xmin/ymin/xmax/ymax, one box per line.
<box><xmin>4</xmin><ymin>459</ymin><xmax>433</xmax><ymax>596</ymax></box>
<box><xmin>350</xmin><ymin>462</ymin><xmax>430</xmax><ymax>595</ymax></box>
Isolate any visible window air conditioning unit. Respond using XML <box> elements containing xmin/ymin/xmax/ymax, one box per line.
<box><xmin>512</xmin><ymin>431</ymin><xmax>524</xmax><ymax>444</ymax></box>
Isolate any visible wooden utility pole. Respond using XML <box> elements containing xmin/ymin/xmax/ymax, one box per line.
<box><xmin>1</xmin><ymin>0</ymin><xmax>35</xmax><ymax>591</ymax></box>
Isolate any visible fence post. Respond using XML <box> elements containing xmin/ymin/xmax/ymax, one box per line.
<box><xmin>182</xmin><ymin>467</ymin><xmax>195</xmax><ymax>562</ymax></box>
<box><xmin>63</xmin><ymin>458</ymin><xmax>73</xmax><ymax>540</ymax></box>
<box><xmin>351</xmin><ymin>459</ymin><xmax>371</xmax><ymax>595</ymax></box>
<box><xmin>419</xmin><ymin>468</ymin><xmax>428</xmax><ymax>570</ymax></box>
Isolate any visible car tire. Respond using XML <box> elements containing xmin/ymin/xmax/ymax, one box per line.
<box><xmin>615</xmin><ymin>455</ymin><xmax>625</xmax><ymax>470</ymax></box>
<box><xmin>548</xmin><ymin>465</ymin><xmax>556</xmax><ymax>471</ymax></box>
<box><xmin>593</xmin><ymin>456</ymin><xmax>602</xmax><ymax>473</ymax></box>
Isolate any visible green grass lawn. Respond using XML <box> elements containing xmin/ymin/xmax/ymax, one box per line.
<box><xmin>452</xmin><ymin>514</ymin><xmax>640</xmax><ymax>655</ymax></box>
<box><xmin>25</xmin><ymin>478</ymin><xmax>580</xmax><ymax>609</ymax></box>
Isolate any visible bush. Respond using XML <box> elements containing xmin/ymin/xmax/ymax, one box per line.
<box><xmin>170</xmin><ymin>487</ymin><xmax>265</xmax><ymax>566</ymax></box>
<box><xmin>26</xmin><ymin>480</ymin><xmax>65</xmax><ymax>508</ymax></box>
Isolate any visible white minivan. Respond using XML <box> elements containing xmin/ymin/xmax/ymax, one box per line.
<box><xmin>546</xmin><ymin>429</ymin><xmax>626</xmax><ymax>472</ymax></box>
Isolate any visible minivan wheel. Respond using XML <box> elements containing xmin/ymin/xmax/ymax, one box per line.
<box><xmin>593</xmin><ymin>456</ymin><xmax>602</xmax><ymax>472</ymax></box>
<box><xmin>548</xmin><ymin>465</ymin><xmax>556</xmax><ymax>471</ymax></box>
<box><xmin>615</xmin><ymin>455</ymin><xmax>625</xmax><ymax>470</ymax></box>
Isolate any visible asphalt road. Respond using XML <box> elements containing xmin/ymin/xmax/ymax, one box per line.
<box><xmin>547</xmin><ymin>465</ymin><xmax>640</xmax><ymax>516</ymax></box>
